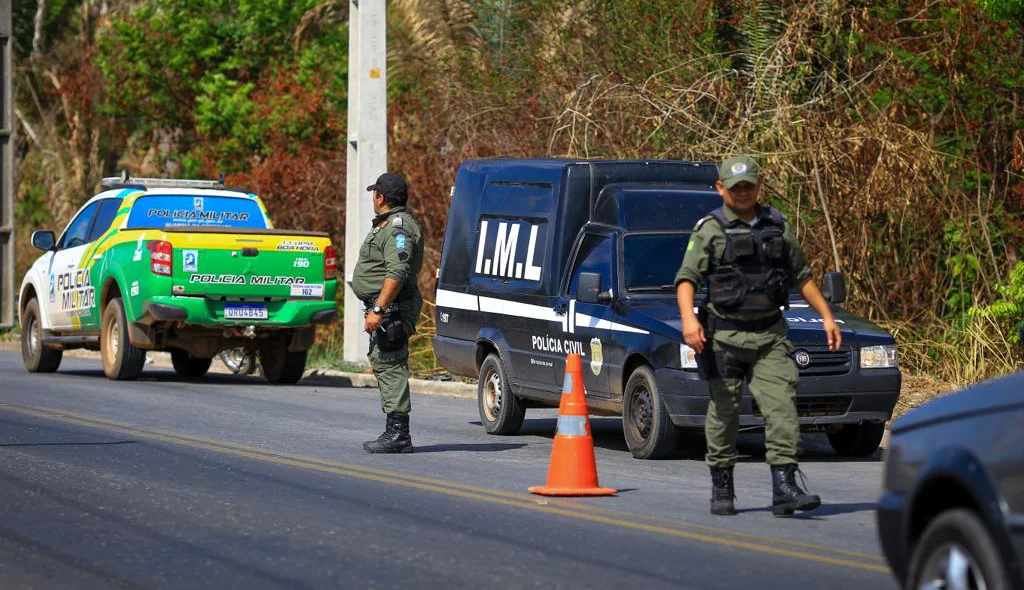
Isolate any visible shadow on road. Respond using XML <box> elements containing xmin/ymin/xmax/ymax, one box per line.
<box><xmin>413</xmin><ymin>443</ymin><xmax>527</xmax><ymax>453</ymax></box>
<box><xmin>737</xmin><ymin>501</ymin><xmax>878</xmax><ymax>517</ymax></box>
<box><xmin>488</xmin><ymin>418</ymin><xmax>882</xmax><ymax>463</ymax></box>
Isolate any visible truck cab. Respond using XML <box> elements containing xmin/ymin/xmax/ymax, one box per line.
<box><xmin>433</xmin><ymin>159</ymin><xmax>901</xmax><ymax>459</ymax></box>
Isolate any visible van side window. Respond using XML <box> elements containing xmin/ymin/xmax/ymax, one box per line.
<box><xmin>568</xmin><ymin>234</ymin><xmax>613</xmax><ymax>297</ymax></box>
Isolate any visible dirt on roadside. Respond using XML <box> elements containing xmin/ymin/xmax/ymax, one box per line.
<box><xmin>894</xmin><ymin>373</ymin><xmax>958</xmax><ymax>417</ymax></box>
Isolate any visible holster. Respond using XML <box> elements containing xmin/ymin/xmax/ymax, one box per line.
<box><xmin>374</xmin><ymin>308</ymin><xmax>408</xmax><ymax>352</ymax></box>
<box><xmin>696</xmin><ymin>307</ymin><xmax>716</xmax><ymax>381</ymax></box>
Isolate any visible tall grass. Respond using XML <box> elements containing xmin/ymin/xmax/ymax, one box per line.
<box><xmin>892</xmin><ymin>315</ymin><xmax>1022</xmax><ymax>387</ymax></box>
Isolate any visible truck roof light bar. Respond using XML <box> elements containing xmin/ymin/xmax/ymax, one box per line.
<box><xmin>101</xmin><ymin>176</ymin><xmax>225</xmax><ymax>190</ymax></box>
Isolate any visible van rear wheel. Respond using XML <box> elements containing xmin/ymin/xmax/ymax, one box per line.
<box><xmin>478</xmin><ymin>353</ymin><xmax>525</xmax><ymax>435</ymax></box>
<box><xmin>622</xmin><ymin>365</ymin><xmax>678</xmax><ymax>459</ymax></box>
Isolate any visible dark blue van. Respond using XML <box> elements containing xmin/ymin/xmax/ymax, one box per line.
<box><xmin>432</xmin><ymin>159</ymin><xmax>901</xmax><ymax>459</ymax></box>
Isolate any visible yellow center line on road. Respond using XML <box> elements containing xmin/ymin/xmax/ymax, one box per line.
<box><xmin>4</xmin><ymin>403</ymin><xmax>887</xmax><ymax>563</ymax></box>
<box><xmin>0</xmin><ymin>403</ymin><xmax>891</xmax><ymax>575</ymax></box>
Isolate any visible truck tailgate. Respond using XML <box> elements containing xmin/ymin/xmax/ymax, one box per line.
<box><xmin>165</xmin><ymin>229</ymin><xmax>331</xmax><ymax>300</ymax></box>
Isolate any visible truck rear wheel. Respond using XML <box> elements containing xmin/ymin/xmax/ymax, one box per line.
<box><xmin>262</xmin><ymin>348</ymin><xmax>307</xmax><ymax>384</ymax></box>
<box><xmin>21</xmin><ymin>298</ymin><xmax>62</xmax><ymax>373</ymax></box>
<box><xmin>478</xmin><ymin>353</ymin><xmax>525</xmax><ymax>435</ymax></box>
<box><xmin>827</xmin><ymin>422</ymin><xmax>885</xmax><ymax>457</ymax></box>
<box><xmin>622</xmin><ymin>365</ymin><xmax>679</xmax><ymax>459</ymax></box>
<box><xmin>170</xmin><ymin>348</ymin><xmax>212</xmax><ymax>380</ymax></box>
<box><xmin>101</xmin><ymin>297</ymin><xmax>147</xmax><ymax>380</ymax></box>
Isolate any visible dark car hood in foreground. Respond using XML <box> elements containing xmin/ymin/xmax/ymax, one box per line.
<box><xmin>891</xmin><ymin>371</ymin><xmax>1024</xmax><ymax>435</ymax></box>
<box><xmin>625</xmin><ymin>297</ymin><xmax>895</xmax><ymax>346</ymax></box>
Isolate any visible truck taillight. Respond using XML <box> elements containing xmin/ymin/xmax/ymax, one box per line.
<box><xmin>324</xmin><ymin>245</ymin><xmax>338</xmax><ymax>280</ymax></box>
<box><xmin>147</xmin><ymin>240</ymin><xmax>173</xmax><ymax>276</ymax></box>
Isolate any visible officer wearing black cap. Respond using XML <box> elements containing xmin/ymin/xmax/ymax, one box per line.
<box><xmin>352</xmin><ymin>172</ymin><xmax>424</xmax><ymax>453</ymax></box>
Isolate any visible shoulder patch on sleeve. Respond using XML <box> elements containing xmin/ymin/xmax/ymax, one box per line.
<box><xmin>394</xmin><ymin>230</ymin><xmax>408</xmax><ymax>249</ymax></box>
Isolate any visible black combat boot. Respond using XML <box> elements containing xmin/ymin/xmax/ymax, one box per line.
<box><xmin>362</xmin><ymin>412</ymin><xmax>414</xmax><ymax>454</ymax></box>
<box><xmin>709</xmin><ymin>466</ymin><xmax>737</xmax><ymax>516</ymax></box>
<box><xmin>770</xmin><ymin>464</ymin><xmax>821</xmax><ymax>516</ymax></box>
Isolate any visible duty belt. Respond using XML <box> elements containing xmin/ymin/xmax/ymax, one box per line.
<box><xmin>709</xmin><ymin>313</ymin><xmax>783</xmax><ymax>332</ymax></box>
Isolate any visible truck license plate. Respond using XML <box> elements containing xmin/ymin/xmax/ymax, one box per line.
<box><xmin>290</xmin><ymin>284</ymin><xmax>324</xmax><ymax>298</ymax></box>
<box><xmin>224</xmin><ymin>303</ymin><xmax>268</xmax><ymax>320</ymax></box>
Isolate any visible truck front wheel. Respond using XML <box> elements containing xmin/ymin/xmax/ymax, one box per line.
<box><xmin>262</xmin><ymin>348</ymin><xmax>307</xmax><ymax>384</ymax></box>
<box><xmin>622</xmin><ymin>366</ymin><xmax>679</xmax><ymax>459</ymax></box>
<box><xmin>170</xmin><ymin>348</ymin><xmax>213</xmax><ymax>380</ymax></box>
<box><xmin>101</xmin><ymin>297</ymin><xmax>147</xmax><ymax>380</ymax></box>
<box><xmin>477</xmin><ymin>353</ymin><xmax>525</xmax><ymax>435</ymax></box>
<box><xmin>21</xmin><ymin>298</ymin><xmax>62</xmax><ymax>373</ymax></box>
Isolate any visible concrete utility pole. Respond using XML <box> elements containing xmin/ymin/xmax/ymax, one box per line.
<box><xmin>0</xmin><ymin>0</ymin><xmax>14</xmax><ymax>329</ymax></box>
<box><xmin>344</xmin><ymin>0</ymin><xmax>387</xmax><ymax>363</ymax></box>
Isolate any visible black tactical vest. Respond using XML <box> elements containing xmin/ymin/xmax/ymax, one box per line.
<box><xmin>704</xmin><ymin>206</ymin><xmax>790</xmax><ymax>312</ymax></box>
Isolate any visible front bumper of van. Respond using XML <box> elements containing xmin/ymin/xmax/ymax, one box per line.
<box><xmin>655</xmin><ymin>366</ymin><xmax>901</xmax><ymax>428</ymax></box>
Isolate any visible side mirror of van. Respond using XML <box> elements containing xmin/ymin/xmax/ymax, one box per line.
<box><xmin>31</xmin><ymin>230</ymin><xmax>56</xmax><ymax>251</ymax></box>
<box><xmin>822</xmin><ymin>271</ymin><xmax>846</xmax><ymax>304</ymax></box>
<box><xmin>577</xmin><ymin>272</ymin><xmax>612</xmax><ymax>304</ymax></box>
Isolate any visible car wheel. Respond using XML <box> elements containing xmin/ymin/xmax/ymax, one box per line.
<box><xmin>907</xmin><ymin>508</ymin><xmax>1011</xmax><ymax>590</ymax></box>
<box><xmin>101</xmin><ymin>297</ymin><xmax>146</xmax><ymax>380</ymax></box>
<box><xmin>622</xmin><ymin>365</ymin><xmax>679</xmax><ymax>459</ymax></box>
<box><xmin>477</xmin><ymin>353</ymin><xmax>525</xmax><ymax>435</ymax></box>
<box><xmin>262</xmin><ymin>348</ymin><xmax>306</xmax><ymax>384</ymax></box>
<box><xmin>170</xmin><ymin>348</ymin><xmax>212</xmax><ymax>380</ymax></box>
<box><xmin>21</xmin><ymin>299</ymin><xmax>62</xmax><ymax>373</ymax></box>
<box><xmin>827</xmin><ymin>422</ymin><xmax>885</xmax><ymax>457</ymax></box>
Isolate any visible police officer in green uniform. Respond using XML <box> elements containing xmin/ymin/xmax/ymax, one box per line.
<box><xmin>352</xmin><ymin>172</ymin><xmax>424</xmax><ymax>454</ymax></box>
<box><xmin>675</xmin><ymin>156</ymin><xmax>842</xmax><ymax>516</ymax></box>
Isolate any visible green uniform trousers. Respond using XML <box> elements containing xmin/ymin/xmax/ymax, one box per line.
<box><xmin>369</xmin><ymin>338</ymin><xmax>411</xmax><ymax>415</ymax></box>
<box><xmin>705</xmin><ymin>328</ymin><xmax>800</xmax><ymax>468</ymax></box>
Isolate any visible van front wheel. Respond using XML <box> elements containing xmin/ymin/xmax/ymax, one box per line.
<box><xmin>478</xmin><ymin>353</ymin><xmax>525</xmax><ymax>435</ymax></box>
<box><xmin>622</xmin><ymin>365</ymin><xmax>679</xmax><ymax>459</ymax></box>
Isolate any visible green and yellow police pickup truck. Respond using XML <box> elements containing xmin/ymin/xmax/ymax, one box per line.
<box><xmin>19</xmin><ymin>177</ymin><xmax>338</xmax><ymax>383</ymax></box>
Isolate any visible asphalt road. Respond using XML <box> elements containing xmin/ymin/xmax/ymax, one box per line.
<box><xmin>0</xmin><ymin>351</ymin><xmax>897</xmax><ymax>589</ymax></box>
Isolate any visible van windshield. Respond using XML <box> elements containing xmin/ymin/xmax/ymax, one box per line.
<box><xmin>622</xmin><ymin>233</ymin><xmax>690</xmax><ymax>291</ymax></box>
<box><xmin>127</xmin><ymin>195</ymin><xmax>268</xmax><ymax>229</ymax></box>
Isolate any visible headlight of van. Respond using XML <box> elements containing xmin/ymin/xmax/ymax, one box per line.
<box><xmin>860</xmin><ymin>345</ymin><xmax>898</xmax><ymax>369</ymax></box>
<box><xmin>680</xmin><ymin>344</ymin><xmax>698</xmax><ymax>370</ymax></box>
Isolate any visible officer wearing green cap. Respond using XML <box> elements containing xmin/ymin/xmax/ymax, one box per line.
<box><xmin>352</xmin><ymin>172</ymin><xmax>424</xmax><ymax>453</ymax></box>
<box><xmin>674</xmin><ymin>155</ymin><xmax>842</xmax><ymax>516</ymax></box>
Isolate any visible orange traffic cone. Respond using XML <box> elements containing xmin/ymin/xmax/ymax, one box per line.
<box><xmin>529</xmin><ymin>353</ymin><xmax>617</xmax><ymax>497</ymax></box>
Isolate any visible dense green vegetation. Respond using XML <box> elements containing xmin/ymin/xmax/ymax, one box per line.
<box><xmin>13</xmin><ymin>0</ymin><xmax>1024</xmax><ymax>389</ymax></box>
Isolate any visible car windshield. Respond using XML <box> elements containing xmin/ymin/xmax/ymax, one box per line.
<box><xmin>126</xmin><ymin>195</ymin><xmax>268</xmax><ymax>229</ymax></box>
<box><xmin>622</xmin><ymin>232</ymin><xmax>691</xmax><ymax>292</ymax></box>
